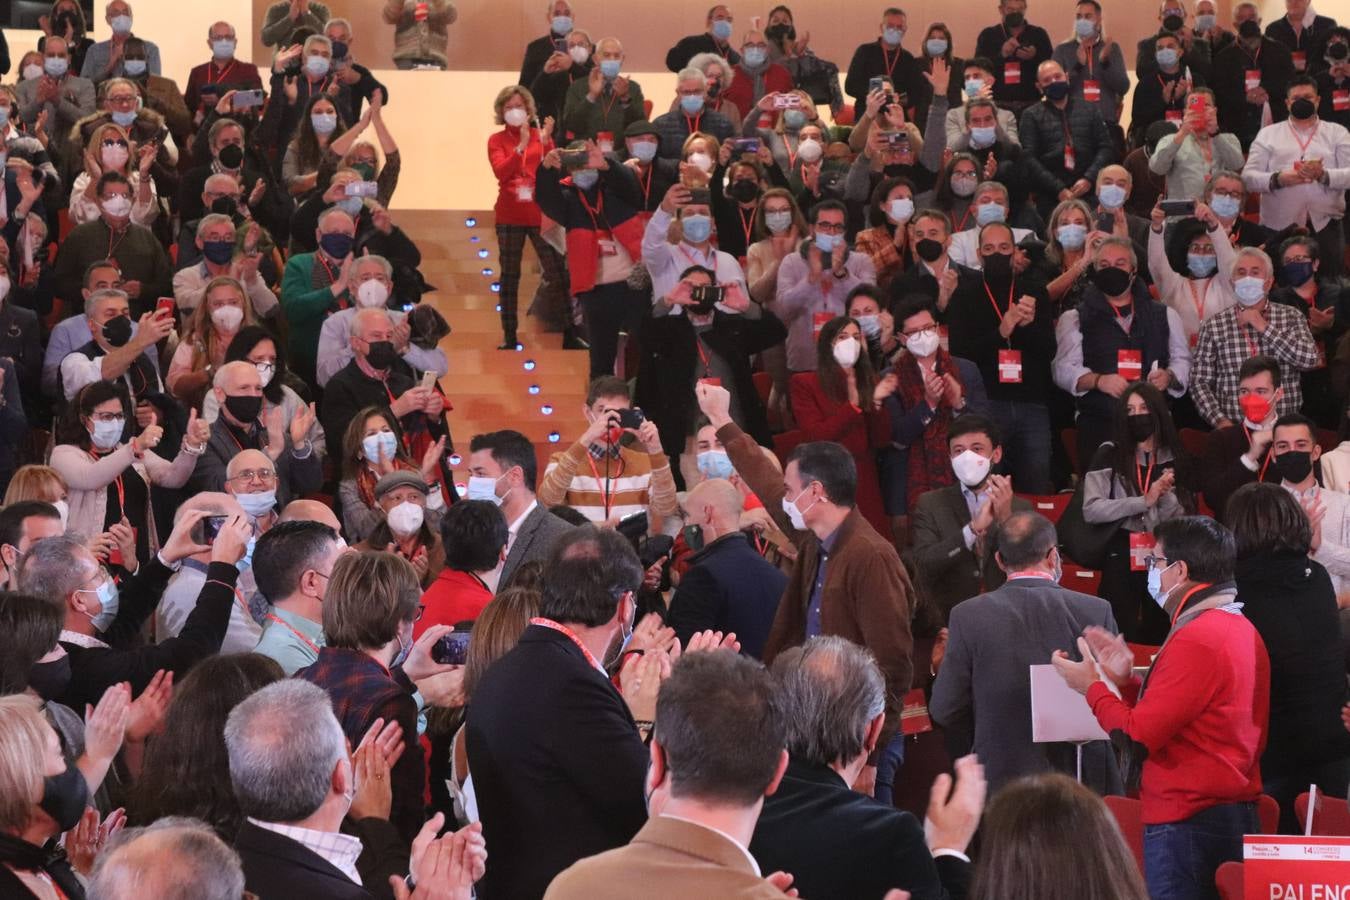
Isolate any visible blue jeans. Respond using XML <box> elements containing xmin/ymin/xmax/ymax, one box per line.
<box><xmin>1143</xmin><ymin>802</ymin><xmax>1258</xmax><ymax>900</ymax></box>
<box><xmin>873</xmin><ymin>732</ymin><xmax>906</xmax><ymax>805</ymax></box>
<box><xmin>987</xmin><ymin>399</ymin><xmax>1052</xmax><ymax>494</ymax></box>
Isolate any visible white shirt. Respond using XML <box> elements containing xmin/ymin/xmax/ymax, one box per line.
<box><xmin>947</xmin><ymin>226</ymin><xmax>1033</xmax><ymax>270</ymax></box>
<box><xmin>1284</xmin><ymin>481</ymin><xmax>1350</xmax><ymax>595</ymax></box>
<box><xmin>504</xmin><ymin>499</ymin><xmax>538</xmax><ymax>557</ymax></box>
<box><xmin>247</xmin><ymin>818</ymin><xmax>363</xmax><ymax>884</ymax></box>
<box><xmin>59</xmin><ymin>344</ymin><xmax>165</xmax><ymax>401</ymax></box>
<box><xmin>640</xmin><ymin>208</ymin><xmax>749</xmax><ymax>314</ymax></box>
<box><xmin>1243</xmin><ymin>118</ymin><xmax>1350</xmax><ymax>231</ymax></box>
<box><xmin>59</xmin><ymin>629</ymin><xmax>108</xmax><ymax>649</ymax></box>
<box><xmin>1052</xmin><ymin>305</ymin><xmax>1191</xmax><ymax>397</ymax></box>
<box><xmin>315</xmin><ymin>306</ymin><xmax>450</xmax><ymax>387</ymax></box>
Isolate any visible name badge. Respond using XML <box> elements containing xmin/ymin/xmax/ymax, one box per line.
<box><xmin>1129</xmin><ymin>531</ymin><xmax>1155</xmax><ymax>572</ymax></box>
<box><xmin>1004</xmin><ymin>61</ymin><xmax>1022</xmax><ymax>85</ymax></box>
<box><xmin>1164</xmin><ymin>109</ymin><xmax>1183</xmax><ymax>123</ymax></box>
<box><xmin>698</xmin><ymin>377</ymin><xmax>722</xmax><ymax>387</ymax></box>
<box><xmin>414</xmin><ymin>2</ymin><xmax>429</xmax><ymax>21</ymax></box>
<box><xmin>1335</xmin><ymin>90</ymin><xmax>1350</xmax><ymax>111</ymax></box>
<box><xmin>1245</xmin><ymin>68</ymin><xmax>1262</xmax><ymax>91</ymax></box>
<box><xmin>813</xmin><ymin>311</ymin><xmax>833</xmax><ymax>338</ymax></box>
<box><xmin>515</xmin><ymin>185</ymin><xmax>534</xmax><ymax>202</ymax></box>
<box><xmin>1082</xmin><ymin>79</ymin><xmax>1101</xmax><ymax>102</ymax></box>
<box><xmin>1117</xmin><ymin>349</ymin><xmax>1142</xmax><ymax>380</ymax></box>
<box><xmin>597</xmin><ymin>130</ymin><xmax>614</xmax><ymax>154</ymax></box>
<box><xmin>1293</xmin><ymin>51</ymin><xmax>1307</xmax><ymax>71</ymax></box>
<box><xmin>998</xmin><ymin>348</ymin><xmax>1023</xmax><ymax>383</ymax></box>
<box><xmin>1064</xmin><ymin>145</ymin><xmax>1076</xmax><ymax>172</ymax></box>
<box><xmin>597</xmin><ymin>228</ymin><xmax>617</xmax><ymax>256</ymax></box>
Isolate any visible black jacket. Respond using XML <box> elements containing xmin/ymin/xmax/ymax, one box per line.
<box><xmin>1236</xmin><ymin>551</ymin><xmax>1350</xmax><ymax>774</ymax></box>
<box><xmin>665</xmin><ymin>33</ymin><xmax>741</xmax><ymax>73</ymax></box>
<box><xmin>974</xmin><ymin>22</ymin><xmax>1054</xmax><ymax>106</ymax></box>
<box><xmin>843</xmin><ymin>40</ymin><xmax>925</xmax><ymax>119</ymax></box>
<box><xmin>667</xmin><ymin>531</ymin><xmax>788</xmax><ymax>659</ymax></box>
<box><xmin>190</xmin><ymin>415</ymin><xmax>322</xmax><ymax>506</ymax></box>
<box><xmin>520</xmin><ymin>33</ymin><xmax>566</xmax><ymax>93</ymax></box>
<box><xmin>750</xmin><ymin>759</ymin><xmax>971</xmax><ymax>900</ymax></box>
<box><xmin>945</xmin><ymin>271</ymin><xmax>1055</xmax><ymax>404</ymax></box>
<box><xmin>235</xmin><ymin>819</ymin><xmax>372</xmax><ymax>900</ymax></box>
<box><xmin>1265</xmin><ymin>15</ymin><xmax>1339</xmax><ymax>66</ymax></box>
<box><xmin>1017</xmin><ymin>97</ymin><xmax>1116</xmax><ymax>197</ymax></box>
<box><xmin>321</xmin><ymin>358</ymin><xmax>451</xmax><ymax>466</ymax></box>
<box><xmin>466</xmin><ymin>624</ymin><xmax>648</xmax><ymax>899</ymax></box>
<box><xmin>1214</xmin><ymin>38</ymin><xmax>1295</xmax><ymax>149</ymax></box>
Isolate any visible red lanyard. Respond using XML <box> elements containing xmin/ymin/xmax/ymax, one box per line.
<box><xmin>1289</xmin><ymin>120</ymin><xmax>1320</xmax><ymax>157</ymax></box>
<box><xmin>1110</xmin><ymin>300</ymin><xmax>1133</xmax><ymax>321</ymax></box>
<box><xmin>982</xmin><ymin>277</ymin><xmax>1015</xmax><ymax>323</ymax></box>
<box><xmin>1082</xmin><ymin>39</ymin><xmax>1096</xmax><ymax>77</ymax></box>
<box><xmin>695</xmin><ymin>336</ymin><xmax>711</xmax><ymax>377</ymax></box>
<box><xmin>577</xmin><ymin>189</ymin><xmax>607</xmax><ymax>231</ymax></box>
<box><xmin>1243</xmin><ymin>424</ymin><xmax>1274</xmax><ymax>480</ymax></box>
<box><xmin>1170</xmin><ymin>581</ymin><xmax>1216</xmax><ymax>627</ymax></box>
<box><xmin>1244</xmin><ymin>43</ymin><xmax>1263</xmax><ymax>68</ymax></box>
<box><xmin>106</xmin><ymin>225</ymin><xmax>128</xmax><ymax>260</ymax></box>
<box><xmin>1136</xmin><ymin>454</ymin><xmax>1156</xmax><ymax>494</ymax></box>
<box><xmin>530</xmin><ymin>616</ymin><xmax>603</xmax><ymax>670</ymax></box>
<box><xmin>953</xmin><ymin>204</ymin><xmax>973</xmax><ymax>231</ymax></box>
<box><xmin>584</xmin><ymin>452</ymin><xmax>623</xmax><ymax>519</ymax></box>
<box><xmin>264</xmin><ymin>613</ymin><xmax>321</xmax><ymax>654</ymax></box>
<box><xmin>881</xmin><ymin>43</ymin><xmax>901</xmax><ymax>78</ymax></box>
<box><xmin>684</xmin><ymin>112</ymin><xmax>703</xmax><ymax>135</ymax></box>
<box><xmin>738</xmin><ymin>206</ymin><xmax>757</xmax><ymax>248</ymax></box>
<box><xmin>1186</xmin><ymin>278</ymin><xmax>1208</xmax><ymax>322</ymax></box>
<box><xmin>637</xmin><ymin>164</ymin><xmax>653</xmax><ymax>207</ymax></box>
<box><xmin>316</xmin><ymin>253</ymin><xmax>342</xmax><ymax>285</ymax></box>
<box><xmin>207</xmin><ymin>59</ymin><xmax>236</xmax><ymax>84</ymax></box>
<box><xmin>89</xmin><ymin>449</ymin><xmax>125</xmax><ymax>512</ymax></box>
<box><xmin>1060</xmin><ymin>111</ymin><xmax>1075</xmax><ymax>154</ymax></box>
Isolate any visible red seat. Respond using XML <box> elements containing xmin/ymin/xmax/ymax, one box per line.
<box><xmin>1105</xmin><ymin>795</ymin><xmax>1145</xmax><ymax>875</ymax></box>
<box><xmin>1296</xmin><ymin>791</ymin><xmax>1350</xmax><ymax>836</ymax></box>
<box><xmin>1257</xmin><ymin>794</ymin><xmax>1280</xmax><ymax>834</ymax></box>
<box><xmin>1061</xmin><ymin>427</ymin><xmax>1079</xmax><ymax>474</ymax></box>
<box><xmin>1060</xmin><ymin>564</ymin><xmax>1101</xmax><ymax>596</ymax></box>
<box><xmin>772</xmin><ymin>429</ymin><xmax>804</xmax><ymax>465</ymax></box>
<box><xmin>1318</xmin><ymin>428</ymin><xmax>1340</xmax><ymax>454</ymax></box>
<box><xmin>1215</xmin><ymin>861</ymin><xmax>1243</xmax><ymax>900</ymax></box>
<box><xmin>643</xmin><ymin>99</ymin><xmax>653</xmax><ymax>118</ymax></box>
<box><xmin>1018</xmin><ymin>493</ymin><xmax>1070</xmax><ymax>523</ymax></box>
<box><xmin>1179</xmin><ymin>427</ymin><xmax>1210</xmax><ymax>461</ymax></box>
<box><xmin>832</xmin><ymin>106</ymin><xmax>855</xmax><ymax>126</ymax></box>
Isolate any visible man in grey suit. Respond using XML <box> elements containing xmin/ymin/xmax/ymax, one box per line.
<box><xmin>17</xmin><ymin>36</ymin><xmax>95</xmax><ymax>164</ymax></box>
<box><xmin>908</xmin><ymin>414</ymin><xmax>1032</xmax><ymax>623</ymax></box>
<box><xmin>930</xmin><ymin>511</ymin><xmax>1122</xmax><ymax>796</ymax></box>
<box><xmin>468</xmin><ymin>429</ymin><xmax>576</xmax><ymax>588</ymax></box>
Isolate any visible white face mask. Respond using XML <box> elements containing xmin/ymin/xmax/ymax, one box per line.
<box><xmin>467</xmin><ymin>475</ymin><xmax>506</xmax><ymax>505</ymax></box>
<box><xmin>53</xmin><ymin>499</ymin><xmax>69</xmax><ymax>530</ymax></box>
<box><xmin>254</xmin><ymin>362</ymin><xmax>275</xmax><ymax>387</ymax></box>
<box><xmin>832</xmin><ymin>336</ymin><xmax>861</xmax><ymax>367</ymax></box>
<box><xmin>387</xmin><ymin>500</ymin><xmax>425</xmax><ymax>536</ymax></box>
<box><xmin>951</xmin><ymin>449</ymin><xmax>991</xmax><ymax>487</ymax></box>
<box><xmin>687</xmin><ymin>152</ymin><xmax>713</xmax><ymax>173</ymax></box>
<box><xmin>796</xmin><ymin>138</ymin><xmax>823</xmax><ymax>163</ymax></box>
<box><xmin>355</xmin><ymin>279</ymin><xmax>390</xmax><ymax>308</ymax></box>
<box><xmin>906</xmin><ymin>328</ymin><xmax>941</xmax><ymax>358</ymax></box>
<box><xmin>568</xmin><ymin>45</ymin><xmax>591</xmax><ymax>65</ymax></box>
<box><xmin>102</xmin><ymin>195</ymin><xmax>132</xmax><ymax>218</ymax></box>
<box><xmin>503</xmin><ymin>107</ymin><xmax>529</xmax><ymax>127</ymax></box>
<box><xmin>781</xmin><ymin>485</ymin><xmax>817</xmax><ymax>531</ymax></box>
<box><xmin>210</xmin><ymin>304</ymin><xmax>243</xmax><ymax>332</ymax></box>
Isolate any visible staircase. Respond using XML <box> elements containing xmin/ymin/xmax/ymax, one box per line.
<box><xmin>399</xmin><ymin>210</ymin><xmax>589</xmax><ymax>488</ymax></box>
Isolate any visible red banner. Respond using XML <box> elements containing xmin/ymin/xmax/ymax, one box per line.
<box><xmin>1243</xmin><ymin>835</ymin><xmax>1350</xmax><ymax>899</ymax></box>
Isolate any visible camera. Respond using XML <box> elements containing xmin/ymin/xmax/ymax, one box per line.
<box><xmin>560</xmin><ymin>148</ymin><xmax>589</xmax><ymax>171</ymax></box>
<box><xmin>730</xmin><ymin>137</ymin><xmax>761</xmax><ymax>155</ymax></box>
<box><xmin>345</xmin><ymin>181</ymin><xmax>379</xmax><ymax>198</ymax></box>
<box><xmin>1329</xmin><ymin>42</ymin><xmax>1350</xmax><ymax>61</ymax></box>
<box><xmin>881</xmin><ymin>131</ymin><xmax>909</xmax><ymax>148</ymax></box>
<box><xmin>615</xmin><ymin>407</ymin><xmax>646</xmax><ymax>429</ymax></box>
<box><xmin>690</xmin><ymin>283</ymin><xmax>724</xmax><ymax>313</ymax></box>
<box><xmin>432</xmin><ymin>628</ymin><xmax>472</xmax><ymax>665</ymax></box>
<box><xmin>687</xmin><ymin>188</ymin><xmax>712</xmax><ymax>206</ymax></box>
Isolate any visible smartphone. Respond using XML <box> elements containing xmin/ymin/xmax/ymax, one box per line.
<box><xmin>868</xmin><ymin>75</ymin><xmax>892</xmax><ymax>94</ymax></box>
<box><xmin>690</xmin><ymin>284</ymin><xmax>724</xmax><ymax>312</ymax></box>
<box><xmin>345</xmin><ymin>181</ymin><xmax>378</xmax><ymax>198</ymax></box>
<box><xmin>421</xmin><ymin>370</ymin><xmax>438</xmax><ymax>390</ymax></box>
<box><xmin>560</xmin><ymin>148</ymin><xmax>589</xmax><ymax>171</ymax></box>
<box><xmin>772</xmin><ymin>93</ymin><xmax>799</xmax><ymax>109</ymax></box>
<box><xmin>552</xmin><ymin>37</ymin><xmax>568</xmax><ymax>53</ymax></box>
<box><xmin>1159</xmin><ymin>199</ymin><xmax>1197</xmax><ymax>216</ymax></box>
<box><xmin>731</xmin><ymin>137</ymin><xmax>761</xmax><ymax>154</ymax></box>
<box><xmin>156</xmin><ymin>297</ymin><xmax>176</xmax><ymax>317</ymax></box>
<box><xmin>616</xmin><ymin>510</ymin><xmax>649</xmax><ymax>543</ymax></box>
<box><xmin>881</xmin><ymin>130</ymin><xmax>909</xmax><ymax>148</ymax></box>
<box><xmin>203</xmin><ymin>515</ymin><xmax>228</xmax><ymax>542</ymax></box>
<box><xmin>687</xmin><ymin>188</ymin><xmax>711</xmax><ymax>207</ymax></box>
<box><xmin>232</xmin><ymin>89</ymin><xmax>265</xmax><ymax>110</ymax></box>
<box><xmin>616</xmin><ymin>407</ymin><xmax>646</xmax><ymax>429</ymax></box>
<box><xmin>1186</xmin><ymin>93</ymin><xmax>1206</xmax><ymax>112</ymax></box>
<box><xmin>1096</xmin><ymin>212</ymin><xmax>1115</xmax><ymax>233</ymax></box>
<box><xmin>432</xmin><ymin>629</ymin><xmax>472</xmax><ymax>665</ymax></box>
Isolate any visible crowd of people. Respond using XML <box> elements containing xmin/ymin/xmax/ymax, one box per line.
<box><xmin>0</xmin><ymin>0</ymin><xmax>1347</xmax><ymax>899</ymax></box>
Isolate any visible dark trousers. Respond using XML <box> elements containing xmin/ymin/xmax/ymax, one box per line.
<box><xmin>988</xmin><ymin>399</ymin><xmax>1052</xmax><ymax>494</ymax></box>
<box><xmin>1313</xmin><ymin>217</ymin><xmax>1345</xmax><ymax>279</ymax></box>
<box><xmin>494</xmin><ymin>225</ymin><xmax>568</xmax><ymax>343</ymax></box>
<box><xmin>1143</xmin><ymin>801</ymin><xmax>1258</xmax><ymax>900</ymax></box>
<box><xmin>1074</xmin><ymin>408</ymin><xmax>1113</xmax><ymax>480</ymax></box>
<box><xmin>1264</xmin><ymin>756</ymin><xmax>1350</xmax><ymax>834</ymax></box>
<box><xmin>579</xmin><ymin>280</ymin><xmax>643</xmax><ymax>378</ymax></box>
<box><xmin>1102</xmin><ymin>529</ymin><xmax>1172</xmax><ymax>645</ymax></box>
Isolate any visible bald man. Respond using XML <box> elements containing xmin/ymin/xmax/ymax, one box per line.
<box><xmin>1094</xmin><ymin>164</ymin><xmax>1153</xmax><ymax>264</ymax></box>
<box><xmin>191</xmin><ymin>360</ymin><xmax>322</xmax><ymax>507</ymax></box>
<box><xmin>281</xmin><ymin>498</ymin><xmax>344</xmax><ymax>535</ymax></box>
<box><xmin>560</xmin><ymin>36</ymin><xmax>648</xmax><ymax>140</ymax></box>
<box><xmin>184</xmin><ymin>20</ymin><xmax>264</xmax><ymax>115</ymax></box>
<box><xmin>320</xmin><ymin>307</ymin><xmax>452</xmax><ymax>458</ymax></box>
<box><xmin>666</xmin><ymin>477</ymin><xmax>788</xmax><ymax>658</ymax></box>
<box><xmin>89</xmin><ymin>817</ymin><xmax>246</xmax><ymax>900</ymax></box>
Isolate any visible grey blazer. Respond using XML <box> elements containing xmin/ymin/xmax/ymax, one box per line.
<box><xmin>930</xmin><ymin>577</ymin><xmax>1123</xmax><ymax>796</ymax></box>
<box><xmin>501</xmin><ymin>501</ymin><xmax>576</xmax><ymax>588</ymax></box>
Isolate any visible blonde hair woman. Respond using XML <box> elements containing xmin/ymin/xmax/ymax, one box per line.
<box><xmin>69</xmin><ymin>121</ymin><xmax>158</xmax><ymax>226</ymax></box>
<box><xmin>166</xmin><ymin>276</ymin><xmax>256</xmax><ymax>407</ymax></box>
<box><xmin>3</xmin><ymin>466</ymin><xmax>69</xmax><ymax>528</ymax></box>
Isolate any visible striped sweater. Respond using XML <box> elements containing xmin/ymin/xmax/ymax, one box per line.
<box><xmin>538</xmin><ymin>441</ymin><xmax>679</xmax><ymax>524</ymax></box>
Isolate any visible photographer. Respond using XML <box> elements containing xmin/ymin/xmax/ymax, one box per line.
<box><xmin>538</xmin><ymin>375</ymin><xmax>678</xmax><ymax>527</ymax></box>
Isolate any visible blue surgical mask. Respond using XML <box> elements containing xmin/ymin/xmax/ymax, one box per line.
<box><xmin>212</xmin><ymin>39</ymin><xmax>236</xmax><ymax>59</ymax></box>
<box><xmin>1187</xmin><ymin>253</ymin><xmax>1217</xmax><ymax>277</ymax></box>
<box><xmin>783</xmin><ymin>108</ymin><xmax>807</xmax><ymax>130</ymax></box>
<box><xmin>467</xmin><ymin>474</ymin><xmax>506</xmax><ymax>504</ymax></box>
<box><xmin>305</xmin><ymin>55</ymin><xmax>331</xmax><ymax>78</ymax></box>
<box><xmin>925</xmin><ymin>38</ymin><xmax>948</xmax><ymax>57</ymax></box>
<box><xmin>1147</xmin><ymin>560</ymin><xmax>1176</xmax><ymax>608</ymax></box>
<box><xmin>110</xmin><ymin>14</ymin><xmax>132</xmax><ymax>34</ymax></box>
<box><xmin>1156</xmin><ymin>48</ymin><xmax>1180</xmax><ymax>68</ymax></box>
<box><xmin>815</xmin><ymin>231</ymin><xmax>841</xmax><ymax>253</ymax></box>
<box><xmin>628</xmin><ymin>139</ymin><xmax>656</xmax><ymax>161</ymax></box>
<box><xmin>362</xmin><ymin>431</ymin><xmax>399</xmax><ymax>464</ymax></box>
<box><xmin>1196</xmin><ymin>13</ymin><xmax>1216</xmax><ymax>31</ymax></box>
<box><xmin>1210</xmin><ymin>194</ymin><xmax>1241</xmax><ymax>219</ymax></box>
<box><xmin>572</xmin><ymin>168</ymin><xmax>598</xmax><ymax>190</ymax></box>
<box><xmin>680</xmin><ymin>94</ymin><xmax>705</xmax><ymax>115</ymax></box>
<box><xmin>235</xmin><ymin>489</ymin><xmax>276</xmax><ymax>520</ymax></box>
<box><xmin>696</xmin><ymin>450</ymin><xmax>734</xmax><ymax>479</ymax></box>
<box><xmin>44</xmin><ymin>56</ymin><xmax>69</xmax><ymax>78</ymax></box>
<box><xmin>743</xmin><ymin>46</ymin><xmax>767</xmax><ymax>67</ymax></box>
<box><xmin>765</xmin><ymin>210</ymin><xmax>793</xmax><ymax>234</ymax></box>
<box><xmin>964</xmin><ymin>78</ymin><xmax>984</xmax><ymax>98</ymax></box>
<box><xmin>883</xmin><ymin>27</ymin><xmax>904</xmax><ymax>46</ymax></box>
<box><xmin>1234</xmin><ymin>276</ymin><xmax>1267</xmax><ymax>306</ymax></box>
<box><xmin>887</xmin><ymin>197</ymin><xmax>915</xmax><ymax>222</ymax></box>
<box><xmin>111</xmin><ymin>109</ymin><xmax>136</xmax><ymax>127</ymax></box>
<box><xmin>1074</xmin><ymin>18</ymin><xmax>1097</xmax><ymax>39</ymax></box>
<box><xmin>392</xmin><ymin>625</ymin><xmax>412</xmax><ymax>668</ymax></box>
<box><xmin>975</xmin><ymin>202</ymin><xmax>1005</xmax><ymax>225</ymax></box>
<box><xmin>855</xmin><ymin>314</ymin><xmax>882</xmax><ymax>338</ymax></box>
<box><xmin>335</xmin><ymin>196</ymin><xmax>363</xmax><ymax>217</ymax></box>
<box><xmin>123</xmin><ymin>59</ymin><xmax>146</xmax><ymax>76</ymax></box>
<box><xmin>552</xmin><ymin>14</ymin><xmax>573</xmax><ymax>34</ymax></box>
<box><xmin>1057</xmin><ymin>223</ymin><xmax>1087</xmax><ymax>250</ymax></box>
<box><xmin>970</xmin><ymin>125</ymin><xmax>996</xmax><ymax>148</ymax></box>
<box><xmin>0</xmin><ymin>106</ymin><xmax>11</xmax><ymax>127</ymax></box>
<box><xmin>236</xmin><ymin>535</ymin><xmax>258</xmax><ymax>572</ymax></box>
<box><xmin>83</xmin><ymin>579</ymin><xmax>120</xmax><ymax>632</ymax></box>
<box><xmin>682</xmin><ymin>213</ymin><xmax>712</xmax><ymax>243</ymax></box>
<box><xmin>712</xmin><ymin>19</ymin><xmax>733</xmax><ymax>41</ymax></box>
<box><xmin>599</xmin><ymin>58</ymin><xmax>621</xmax><ymax>79</ymax></box>
<box><xmin>1098</xmin><ymin>183</ymin><xmax>1128</xmax><ymax>210</ymax></box>
<box><xmin>90</xmin><ymin>417</ymin><xmax>125</xmax><ymax>450</ymax></box>
<box><xmin>311</xmin><ymin>112</ymin><xmax>338</xmax><ymax>135</ymax></box>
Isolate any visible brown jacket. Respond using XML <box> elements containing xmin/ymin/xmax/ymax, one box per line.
<box><xmin>544</xmin><ymin>816</ymin><xmax>783</xmax><ymax>900</ymax></box>
<box><xmin>717</xmin><ymin>422</ymin><xmax>915</xmax><ymax>750</ymax></box>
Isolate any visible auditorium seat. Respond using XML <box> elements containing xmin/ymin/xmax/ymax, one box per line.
<box><xmin>1257</xmin><ymin>794</ymin><xmax>1279</xmax><ymax>834</ymax></box>
<box><xmin>1295</xmin><ymin>791</ymin><xmax>1350</xmax><ymax>836</ymax></box>
<box><xmin>1215</xmin><ymin>861</ymin><xmax>1243</xmax><ymax>900</ymax></box>
<box><xmin>1018</xmin><ymin>493</ymin><xmax>1070</xmax><ymax>524</ymax></box>
<box><xmin>1104</xmin><ymin>795</ymin><xmax>1144</xmax><ymax>874</ymax></box>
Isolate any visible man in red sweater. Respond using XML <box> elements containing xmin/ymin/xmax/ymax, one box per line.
<box><xmin>1054</xmin><ymin>516</ymin><xmax>1270</xmax><ymax>900</ymax></box>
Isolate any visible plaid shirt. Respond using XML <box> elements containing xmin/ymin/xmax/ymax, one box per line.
<box><xmin>297</xmin><ymin>647</ymin><xmax>424</xmax><ymax>843</ymax></box>
<box><xmin>1190</xmin><ymin>300</ymin><xmax>1319</xmax><ymax>426</ymax></box>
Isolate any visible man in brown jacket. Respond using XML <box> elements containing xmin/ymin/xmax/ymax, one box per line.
<box><xmin>696</xmin><ymin>383</ymin><xmax>915</xmax><ymax>802</ymax></box>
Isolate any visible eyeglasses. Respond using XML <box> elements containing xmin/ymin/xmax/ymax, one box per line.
<box><xmin>1143</xmin><ymin>554</ymin><xmax>1170</xmax><ymax>569</ymax></box>
<box><xmin>101</xmin><ymin>139</ymin><xmax>128</xmax><ymax>149</ymax></box>
<box><xmin>89</xmin><ymin>411</ymin><xmax>124</xmax><ymax>423</ymax></box>
<box><xmin>902</xmin><ymin>325</ymin><xmax>938</xmax><ymax>339</ymax></box>
<box><xmin>814</xmin><ymin>221</ymin><xmax>846</xmax><ymax>234</ymax></box>
<box><xmin>228</xmin><ymin>469</ymin><xmax>277</xmax><ymax>484</ymax></box>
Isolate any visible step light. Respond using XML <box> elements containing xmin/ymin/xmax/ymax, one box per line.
<box><xmin>477</xmin><ymin>249</ymin><xmax>490</xmax><ymax>259</ymax></box>
<box><xmin>523</xmin><ymin>359</ymin><xmax>536</xmax><ymax>371</ymax></box>
<box><xmin>464</xmin><ymin>217</ymin><xmax>477</xmax><ymax>227</ymax></box>
<box><xmin>540</xmin><ymin>404</ymin><xmax>553</xmax><ymax>415</ymax></box>
<box><xmin>548</xmin><ymin>431</ymin><xmax>561</xmax><ymax>443</ymax></box>
<box><xmin>528</xmin><ymin>384</ymin><xmax>540</xmax><ymax>394</ymax></box>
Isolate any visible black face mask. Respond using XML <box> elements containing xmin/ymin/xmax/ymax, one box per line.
<box><xmin>982</xmin><ymin>251</ymin><xmax>1013</xmax><ymax>279</ymax></box>
<box><xmin>1004</xmin><ymin>11</ymin><xmax>1025</xmax><ymax>28</ymax></box>
<box><xmin>224</xmin><ymin>393</ymin><xmax>263</xmax><ymax>423</ymax></box>
<box><xmin>40</xmin><ymin>766</ymin><xmax>89</xmax><ymax>832</ymax></box>
<box><xmin>882</xmin><ymin>163</ymin><xmax>911</xmax><ymax>178</ymax></box>
<box><xmin>728</xmin><ymin>179</ymin><xmax>760</xmax><ymax>203</ymax></box>
<box><xmin>1042</xmin><ymin>80</ymin><xmax>1070</xmax><ymax>102</ymax></box>
<box><xmin>1238</xmin><ymin>19</ymin><xmax>1261</xmax><ymax>39</ymax></box>
<box><xmin>683</xmin><ymin>524</ymin><xmax>705</xmax><ymax>552</ymax></box>
<box><xmin>1290</xmin><ymin>97</ymin><xmax>1317</xmax><ymax>120</ymax></box>
<box><xmin>210</xmin><ymin>196</ymin><xmax>239</xmax><ymax>219</ymax></box>
<box><xmin>1162</xmin><ymin>13</ymin><xmax>1184</xmax><ymax>32</ymax></box>
<box><xmin>1127</xmin><ymin>412</ymin><xmax>1156</xmax><ymax>442</ymax></box>
<box><xmin>365</xmin><ymin>340</ymin><xmax>399</xmax><ymax>369</ymax></box>
<box><xmin>217</xmin><ymin>143</ymin><xmax>244</xmax><ymax>169</ymax></box>
<box><xmin>102</xmin><ymin>315</ymin><xmax>133</xmax><ymax>347</ymax></box>
<box><xmin>766</xmin><ymin>23</ymin><xmax>795</xmax><ymax>42</ymax></box>
<box><xmin>1091</xmin><ymin>265</ymin><xmax>1134</xmax><ymax>298</ymax></box>
<box><xmin>1273</xmin><ymin>449</ymin><xmax>1313</xmax><ymax>484</ymax></box>
<box><xmin>28</xmin><ymin>655</ymin><xmax>72</xmax><ymax>703</ymax></box>
<box><xmin>916</xmin><ymin>237</ymin><xmax>945</xmax><ymax>262</ymax></box>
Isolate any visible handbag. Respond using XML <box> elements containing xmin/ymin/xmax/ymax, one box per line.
<box><xmin>1057</xmin><ymin>445</ymin><xmax>1122</xmax><ymax>569</ymax></box>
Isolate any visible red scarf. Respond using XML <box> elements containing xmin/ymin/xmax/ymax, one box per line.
<box><xmin>895</xmin><ymin>348</ymin><xmax>963</xmax><ymax>506</ymax></box>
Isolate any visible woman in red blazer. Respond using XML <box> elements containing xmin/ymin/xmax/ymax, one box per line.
<box><xmin>790</xmin><ymin>315</ymin><xmax>894</xmax><ymax>534</ymax></box>
<box><xmin>486</xmin><ymin>85</ymin><xmax>568</xmax><ymax>349</ymax></box>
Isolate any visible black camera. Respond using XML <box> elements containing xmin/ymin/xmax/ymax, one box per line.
<box><xmin>283</xmin><ymin>59</ymin><xmax>302</xmax><ymax>78</ymax></box>
<box><xmin>615</xmin><ymin>407</ymin><xmax>646</xmax><ymax>429</ymax></box>
<box><xmin>690</xmin><ymin>283</ymin><xmax>724</xmax><ymax>313</ymax></box>
<box><xmin>1330</xmin><ymin>42</ymin><xmax>1350</xmax><ymax>61</ymax></box>
<box><xmin>560</xmin><ymin>148</ymin><xmax>589</xmax><ymax>171</ymax></box>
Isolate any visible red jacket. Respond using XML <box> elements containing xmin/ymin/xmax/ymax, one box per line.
<box><xmin>487</xmin><ymin>126</ymin><xmax>554</xmax><ymax>227</ymax></box>
<box><xmin>723</xmin><ymin>62</ymin><xmax>794</xmax><ymax>129</ymax></box>
<box><xmin>416</xmin><ymin>568</ymin><xmax>493</xmax><ymax>638</ymax></box>
<box><xmin>184</xmin><ymin>58</ymin><xmax>264</xmax><ymax>117</ymax></box>
<box><xmin>789</xmin><ymin>371</ymin><xmax>891</xmax><ymax>533</ymax></box>
<box><xmin>1087</xmin><ymin>599</ymin><xmax>1270</xmax><ymax>825</ymax></box>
